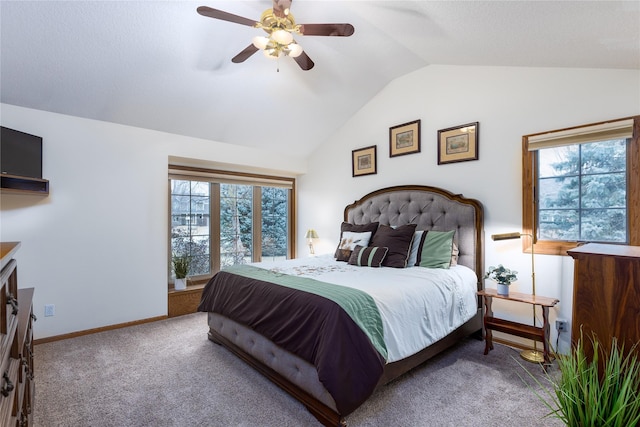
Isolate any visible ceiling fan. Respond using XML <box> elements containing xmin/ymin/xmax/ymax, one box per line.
<box><xmin>197</xmin><ymin>1</ymin><xmax>355</xmax><ymax>71</ymax></box>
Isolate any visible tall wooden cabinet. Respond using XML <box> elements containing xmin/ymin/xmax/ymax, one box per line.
<box><xmin>567</xmin><ymin>243</ymin><xmax>640</xmax><ymax>360</ymax></box>
<box><xmin>0</xmin><ymin>242</ymin><xmax>35</xmax><ymax>426</ymax></box>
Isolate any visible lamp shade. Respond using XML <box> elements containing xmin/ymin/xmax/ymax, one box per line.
<box><xmin>287</xmin><ymin>43</ymin><xmax>303</xmax><ymax>58</ymax></box>
<box><xmin>491</xmin><ymin>232</ymin><xmax>522</xmax><ymax>241</ymax></box>
<box><xmin>252</xmin><ymin>36</ymin><xmax>270</xmax><ymax>50</ymax></box>
<box><xmin>271</xmin><ymin>29</ymin><xmax>294</xmax><ymax>45</ymax></box>
<box><xmin>305</xmin><ymin>229</ymin><xmax>319</xmax><ymax>239</ymax></box>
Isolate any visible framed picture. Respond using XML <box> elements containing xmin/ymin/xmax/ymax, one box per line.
<box><xmin>437</xmin><ymin>122</ymin><xmax>479</xmax><ymax>165</ymax></box>
<box><xmin>352</xmin><ymin>145</ymin><xmax>377</xmax><ymax>177</ymax></box>
<box><xmin>389</xmin><ymin>119</ymin><xmax>421</xmax><ymax>157</ymax></box>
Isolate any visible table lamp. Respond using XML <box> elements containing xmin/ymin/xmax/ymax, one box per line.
<box><xmin>305</xmin><ymin>229</ymin><xmax>319</xmax><ymax>255</ymax></box>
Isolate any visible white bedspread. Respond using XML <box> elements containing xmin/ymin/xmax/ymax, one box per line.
<box><xmin>252</xmin><ymin>255</ymin><xmax>478</xmax><ymax>363</ymax></box>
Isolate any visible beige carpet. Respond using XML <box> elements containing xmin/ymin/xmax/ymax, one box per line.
<box><xmin>34</xmin><ymin>312</ymin><xmax>562</xmax><ymax>426</ymax></box>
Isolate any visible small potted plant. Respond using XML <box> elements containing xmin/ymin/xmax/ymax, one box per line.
<box><xmin>172</xmin><ymin>255</ymin><xmax>190</xmax><ymax>290</ymax></box>
<box><xmin>485</xmin><ymin>264</ymin><xmax>517</xmax><ymax>295</ymax></box>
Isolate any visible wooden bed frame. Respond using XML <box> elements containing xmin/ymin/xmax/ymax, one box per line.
<box><xmin>205</xmin><ymin>185</ymin><xmax>485</xmax><ymax>426</ymax></box>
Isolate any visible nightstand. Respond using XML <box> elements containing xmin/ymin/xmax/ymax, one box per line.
<box><xmin>477</xmin><ymin>289</ymin><xmax>559</xmax><ymax>365</ymax></box>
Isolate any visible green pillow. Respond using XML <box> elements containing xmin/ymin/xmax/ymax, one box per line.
<box><xmin>416</xmin><ymin>230</ymin><xmax>455</xmax><ymax>269</ymax></box>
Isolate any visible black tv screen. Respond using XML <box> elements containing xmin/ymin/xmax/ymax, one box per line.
<box><xmin>1</xmin><ymin>126</ymin><xmax>43</xmax><ymax>179</ymax></box>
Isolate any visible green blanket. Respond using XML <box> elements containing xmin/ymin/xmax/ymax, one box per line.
<box><xmin>224</xmin><ymin>264</ymin><xmax>388</xmax><ymax>360</ymax></box>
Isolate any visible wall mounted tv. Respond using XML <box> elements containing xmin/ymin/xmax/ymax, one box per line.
<box><xmin>1</xmin><ymin>126</ymin><xmax>43</xmax><ymax>179</ymax></box>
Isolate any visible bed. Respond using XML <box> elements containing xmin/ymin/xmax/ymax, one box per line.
<box><xmin>198</xmin><ymin>185</ymin><xmax>484</xmax><ymax>426</ymax></box>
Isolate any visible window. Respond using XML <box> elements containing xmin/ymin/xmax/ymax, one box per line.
<box><xmin>537</xmin><ymin>139</ymin><xmax>627</xmax><ymax>242</ymax></box>
<box><xmin>169</xmin><ymin>166</ymin><xmax>295</xmax><ymax>282</ymax></box>
<box><xmin>219</xmin><ymin>183</ymin><xmax>253</xmax><ymax>268</ymax></box>
<box><xmin>261</xmin><ymin>186</ymin><xmax>290</xmax><ymax>262</ymax></box>
<box><xmin>522</xmin><ymin>116</ymin><xmax>639</xmax><ymax>255</ymax></box>
<box><xmin>170</xmin><ymin>180</ymin><xmax>211</xmax><ymax>276</ymax></box>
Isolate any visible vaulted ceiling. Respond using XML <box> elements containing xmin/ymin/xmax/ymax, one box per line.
<box><xmin>1</xmin><ymin>1</ymin><xmax>638</xmax><ymax>158</ymax></box>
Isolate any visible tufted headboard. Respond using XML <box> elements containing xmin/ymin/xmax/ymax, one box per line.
<box><xmin>344</xmin><ymin>185</ymin><xmax>484</xmax><ymax>290</ymax></box>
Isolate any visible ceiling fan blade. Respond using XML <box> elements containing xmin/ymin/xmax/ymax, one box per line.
<box><xmin>298</xmin><ymin>23</ymin><xmax>355</xmax><ymax>37</ymax></box>
<box><xmin>272</xmin><ymin>0</ymin><xmax>293</xmax><ymax>18</ymax></box>
<box><xmin>197</xmin><ymin>6</ymin><xmax>258</xmax><ymax>27</ymax></box>
<box><xmin>231</xmin><ymin>44</ymin><xmax>260</xmax><ymax>63</ymax></box>
<box><xmin>293</xmin><ymin>51</ymin><xmax>314</xmax><ymax>71</ymax></box>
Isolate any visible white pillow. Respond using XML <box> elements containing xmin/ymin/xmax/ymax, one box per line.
<box><xmin>338</xmin><ymin>231</ymin><xmax>372</xmax><ymax>251</ymax></box>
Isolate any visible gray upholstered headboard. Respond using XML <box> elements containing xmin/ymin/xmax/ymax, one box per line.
<box><xmin>344</xmin><ymin>185</ymin><xmax>484</xmax><ymax>289</ymax></box>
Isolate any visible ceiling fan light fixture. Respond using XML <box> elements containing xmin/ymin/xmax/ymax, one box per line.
<box><xmin>197</xmin><ymin>2</ymin><xmax>354</xmax><ymax>71</ymax></box>
<box><xmin>263</xmin><ymin>48</ymin><xmax>281</xmax><ymax>59</ymax></box>
<box><xmin>287</xmin><ymin>43</ymin><xmax>303</xmax><ymax>58</ymax></box>
<box><xmin>271</xmin><ymin>29</ymin><xmax>293</xmax><ymax>45</ymax></box>
<box><xmin>252</xmin><ymin>36</ymin><xmax>270</xmax><ymax>50</ymax></box>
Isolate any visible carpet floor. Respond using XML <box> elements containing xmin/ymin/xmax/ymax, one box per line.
<box><xmin>34</xmin><ymin>312</ymin><xmax>562</xmax><ymax>426</ymax></box>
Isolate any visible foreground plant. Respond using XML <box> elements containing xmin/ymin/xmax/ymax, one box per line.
<box><xmin>521</xmin><ymin>333</ymin><xmax>640</xmax><ymax>427</ymax></box>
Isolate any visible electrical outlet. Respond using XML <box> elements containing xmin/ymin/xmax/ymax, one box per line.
<box><xmin>555</xmin><ymin>318</ymin><xmax>567</xmax><ymax>332</ymax></box>
<box><xmin>44</xmin><ymin>304</ymin><xmax>55</xmax><ymax>317</ymax></box>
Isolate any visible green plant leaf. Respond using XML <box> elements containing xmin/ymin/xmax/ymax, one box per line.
<box><xmin>172</xmin><ymin>255</ymin><xmax>191</xmax><ymax>279</ymax></box>
<box><xmin>519</xmin><ymin>331</ymin><xmax>640</xmax><ymax>426</ymax></box>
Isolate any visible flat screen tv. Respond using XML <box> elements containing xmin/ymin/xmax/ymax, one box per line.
<box><xmin>1</xmin><ymin>126</ymin><xmax>43</xmax><ymax>179</ymax></box>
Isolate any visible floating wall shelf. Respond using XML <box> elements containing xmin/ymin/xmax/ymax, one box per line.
<box><xmin>0</xmin><ymin>174</ymin><xmax>49</xmax><ymax>195</ymax></box>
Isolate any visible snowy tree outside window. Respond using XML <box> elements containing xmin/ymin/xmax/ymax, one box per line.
<box><xmin>537</xmin><ymin>139</ymin><xmax>627</xmax><ymax>243</ymax></box>
<box><xmin>170</xmin><ymin>178</ymin><xmax>291</xmax><ymax>279</ymax></box>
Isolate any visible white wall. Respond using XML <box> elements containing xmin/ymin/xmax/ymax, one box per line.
<box><xmin>3</xmin><ymin>65</ymin><xmax>639</xmax><ymax>348</ymax></box>
<box><xmin>0</xmin><ymin>104</ymin><xmax>306</xmax><ymax>339</ymax></box>
<box><xmin>297</xmin><ymin>65</ymin><xmax>640</xmax><ymax>353</ymax></box>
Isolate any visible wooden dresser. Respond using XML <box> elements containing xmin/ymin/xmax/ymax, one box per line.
<box><xmin>0</xmin><ymin>242</ymin><xmax>35</xmax><ymax>426</ymax></box>
<box><xmin>567</xmin><ymin>243</ymin><xmax>640</xmax><ymax>361</ymax></box>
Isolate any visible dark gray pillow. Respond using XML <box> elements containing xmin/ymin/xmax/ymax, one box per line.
<box><xmin>334</xmin><ymin>222</ymin><xmax>379</xmax><ymax>261</ymax></box>
<box><xmin>348</xmin><ymin>245</ymin><xmax>388</xmax><ymax>267</ymax></box>
<box><xmin>370</xmin><ymin>224</ymin><xmax>417</xmax><ymax>268</ymax></box>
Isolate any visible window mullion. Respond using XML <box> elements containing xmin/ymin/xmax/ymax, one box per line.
<box><xmin>578</xmin><ymin>144</ymin><xmax>582</xmax><ymax>240</ymax></box>
<box><xmin>253</xmin><ymin>186</ymin><xmax>262</xmax><ymax>263</ymax></box>
<box><xmin>211</xmin><ymin>183</ymin><xmax>221</xmax><ymax>273</ymax></box>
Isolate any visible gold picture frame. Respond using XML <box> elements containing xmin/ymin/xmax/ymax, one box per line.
<box><xmin>389</xmin><ymin>119</ymin><xmax>421</xmax><ymax>157</ymax></box>
<box><xmin>437</xmin><ymin>122</ymin><xmax>479</xmax><ymax>164</ymax></box>
<box><xmin>352</xmin><ymin>145</ymin><xmax>377</xmax><ymax>177</ymax></box>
